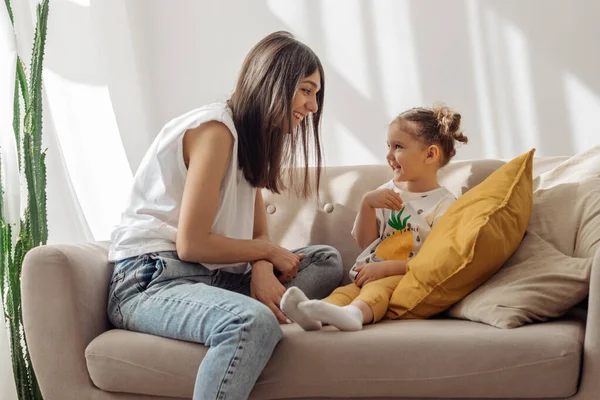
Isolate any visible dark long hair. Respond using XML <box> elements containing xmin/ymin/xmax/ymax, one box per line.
<box><xmin>228</xmin><ymin>31</ymin><xmax>325</xmax><ymax>197</ymax></box>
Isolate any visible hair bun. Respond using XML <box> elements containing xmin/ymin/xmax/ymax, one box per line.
<box><xmin>433</xmin><ymin>104</ymin><xmax>468</xmax><ymax>144</ymax></box>
<box><xmin>433</xmin><ymin>105</ymin><xmax>459</xmax><ymax>135</ymax></box>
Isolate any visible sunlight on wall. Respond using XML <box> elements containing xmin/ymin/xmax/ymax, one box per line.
<box><xmin>325</xmin><ymin>122</ymin><xmax>381</xmax><ymax>166</ymax></box>
<box><xmin>67</xmin><ymin>0</ymin><xmax>90</xmax><ymax>6</ymax></box>
<box><xmin>133</xmin><ymin>0</ymin><xmax>598</xmax><ymax>170</ymax></box>
<box><xmin>564</xmin><ymin>72</ymin><xmax>600</xmax><ymax>152</ymax></box>
<box><xmin>44</xmin><ymin>69</ymin><xmax>132</xmax><ymax>240</ymax></box>
<box><xmin>371</xmin><ymin>0</ymin><xmax>422</xmax><ymax>118</ymax></box>
<box><xmin>320</xmin><ymin>0</ymin><xmax>372</xmax><ymax>102</ymax></box>
<box><xmin>266</xmin><ymin>0</ymin><xmax>311</xmax><ymax>38</ymax></box>
<box><xmin>483</xmin><ymin>8</ymin><xmax>515</xmax><ymax>158</ymax></box>
<box><xmin>479</xmin><ymin>9</ymin><xmax>542</xmax><ymax>158</ymax></box>
<box><xmin>503</xmin><ymin>20</ymin><xmax>540</xmax><ymax>151</ymax></box>
<box><xmin>466</xmin><ymin>0</ymin><xmax>498</xmax><ymax>158</ymax></box>
<box><xmin>267</xmin><ymin>0</ymin><xmax>422</xmax><ymax>166</ymax></box>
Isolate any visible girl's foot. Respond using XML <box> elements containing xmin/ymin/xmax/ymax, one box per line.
<box><xmin>280</xmin><ymin>287</ymin><xmax>322</xmax><ymax>331</ymax></box>
<box><xmin>298</xmin><ymin>301</ymin><xmax>363</xmax><ymax>331</ymax></box>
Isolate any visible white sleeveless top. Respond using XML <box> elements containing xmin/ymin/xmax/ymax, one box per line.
<box><xmin>109</xmin><ymin>103</ymin><xmax>256</xmax><ymax>274</ymax></box>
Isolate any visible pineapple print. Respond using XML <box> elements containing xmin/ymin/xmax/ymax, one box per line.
<box><xmin>375</xmin><ymin>207</ymin><xmax>414</xmax><ymax>261</ymax></box>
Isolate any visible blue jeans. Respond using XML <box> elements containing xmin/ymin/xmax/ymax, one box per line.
<box><xmin>107</xmin><ymin>245</ymin><xmax>343</xmax><ymax>400</ymax></box>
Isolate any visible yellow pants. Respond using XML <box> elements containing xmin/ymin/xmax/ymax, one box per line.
<box><xmin>323</xmin><ymin>275</ymin><xmax>404</xmax><ymax>323</ymax></box>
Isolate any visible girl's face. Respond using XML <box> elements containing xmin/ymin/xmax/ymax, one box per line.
<box><xmin>386</xmin><ymin>121</ymin><xmax>431</xmax><ymax>185</ymax></box>
<box><xmin>283</xmin><ymin>70</ymin><xmax>321</xmax><ymax>131</ymax></box>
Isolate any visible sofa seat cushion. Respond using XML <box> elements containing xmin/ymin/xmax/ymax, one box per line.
<box><xmin>86</xmin><ymin>318</ymin><xmax>583</xmax><ymax>399</ymax></box>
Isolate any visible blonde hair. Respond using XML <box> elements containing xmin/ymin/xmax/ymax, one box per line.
<box><xmin>394</xmin><ymin>103</ymin><xmax>468</xmax><ymax>165</ymax></box>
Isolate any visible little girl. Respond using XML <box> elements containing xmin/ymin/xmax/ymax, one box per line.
<box><xmin>281</xmin><ymin>104</ymin><xmax>468</xmax><ymax>331</ymax></box>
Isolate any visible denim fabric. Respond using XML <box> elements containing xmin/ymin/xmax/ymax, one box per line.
<box><xmin>107</xmin><ymin>245</ymin><xmax>343</xmax><ymax>399</ymax></box>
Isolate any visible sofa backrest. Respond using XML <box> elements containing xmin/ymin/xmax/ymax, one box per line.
<box><xmin>262</xmin><ymin>156</ymin><xmax>569</xmax><ymax>283</ymax></box>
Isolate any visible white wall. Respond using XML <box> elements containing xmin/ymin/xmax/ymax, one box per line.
<box><xmin>117</xmin><ymin>0</ymin><xmax>599</xmax><ymax>170</ymax></box>
<box><xmin>2</xmin><ymin>1</ymin><xmax>598</xmax><ymax>255</ymax></box>
<box><xmin>5</xmin><ymin>0</ymin><xmax>600</xmax><ymax>242</ymax></box>
<box><xmin>2</xmin><ymin>0</ymin><xmax>597</xmax><ymax>242</ymax></box>
<box><xmin>30</xmin><ymin>0</ymin><xmax>600</xmax><ymax>244</ymax></box>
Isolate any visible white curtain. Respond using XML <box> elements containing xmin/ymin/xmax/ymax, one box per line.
<box><xmin>1</xmin><ymin>0</ymin><xmax>140</xmax><ymax>397</ymax></box>
<box><xmin>0</xmin><ymin>316</ymin><xmax>16</xmax><ymax>400</ymax></box>
<box><xmin>1</xmin><ymin>1</ymin><xmax>22</xmax><ymax>398</ymax></box>
<box><xmin>2</xmin><ymin>0</ymin><xmax>145</xmax><ymax>247</ymax></box>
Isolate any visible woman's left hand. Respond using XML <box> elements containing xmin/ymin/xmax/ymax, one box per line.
<box><xmin>354</xmin><ymin>262</ymin><xmax>389</xmax><ymax>287</ymax></box>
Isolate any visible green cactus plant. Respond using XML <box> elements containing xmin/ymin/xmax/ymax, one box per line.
<box><xmin>1</xmin><ymin>0</ymin><xmax>50</xmax><ymax>399</ymax></box>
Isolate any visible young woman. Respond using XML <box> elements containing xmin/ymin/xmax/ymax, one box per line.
<box><xmin>107</xmin><ymin>31</ymin><xmax>343</xmax><ymax>399</ymax></box>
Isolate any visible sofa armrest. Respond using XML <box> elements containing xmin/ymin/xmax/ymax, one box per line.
<box><xmin>573</xmin><ymin>247</ymin><xmax>600</xmax><ymax>399</ymax></box>
<box><xmin>22</xmin><ymin>242</ymin><xmax>113</xmax><ymax>400</ymax></box>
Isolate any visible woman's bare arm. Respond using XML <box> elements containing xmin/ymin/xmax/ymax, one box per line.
<box><xmin>176</xmin><ymin>121</ymin><xmax>272</xmax><ymax>263</ymax></box>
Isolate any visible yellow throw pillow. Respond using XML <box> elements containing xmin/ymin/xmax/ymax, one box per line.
<box><xmin>387</xmin><ymin>149</ymin><xmax>535</xmax><ymax>320</ymax></box>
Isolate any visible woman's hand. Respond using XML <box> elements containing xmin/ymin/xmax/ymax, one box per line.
<box><xmin>251</xmin><ymin>261</ymin><xmax>288</xmax><ymax>323</ymax></box>
<box><xmin>266</xmin><ymin>244</ymin><xmax>303</xmax><ymax>283</ymax></box>
<box><xmin>363</xmin><ymin>188</ymin><xmax>403</xmax><ymax>211</ymax></box>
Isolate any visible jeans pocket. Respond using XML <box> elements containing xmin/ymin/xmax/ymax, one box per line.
<box><xmin>134</xmin><ymin>253</ymin><xmax>162</xmax><ymax>292</ymax></box>
<box><xmin>148</xmin><ymin>252</ymin><xmax>216</xmax><ymax>288</ymax></box>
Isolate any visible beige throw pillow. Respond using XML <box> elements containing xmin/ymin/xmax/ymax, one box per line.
<box><xmin>447</xmin><ymin>231</ymin><xmax>592</xmax><ymax>329</ymax></box>
<box><xmin>448</xmin><ymin>145</ymin><xmax>600</xmax><ymax>329</ymax></box>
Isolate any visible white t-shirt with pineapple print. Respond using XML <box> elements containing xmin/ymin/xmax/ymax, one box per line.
<box><xmin>349</xmin><ymin>181</ymin><xmax>456</xmax><ymax>281</ymax></box>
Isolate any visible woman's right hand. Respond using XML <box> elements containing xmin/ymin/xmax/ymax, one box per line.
<box><xmin>363</xmin><ymin>189</ymin><xmax>403</xmax><ymax>211</ymax></box>
<box><xmin>266</xmin><ymin>244</ymin><xmax>303</xmax><ymax>283</ymax></box>
<box><xmin>250</xmin><ymin>261</ymin><xmax>288</xmax><ymax>323</ymax></box>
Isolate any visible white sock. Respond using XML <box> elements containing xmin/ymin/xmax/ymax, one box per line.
<box><xmin>298</xmin><ymin>301</ymin><xmax>363</xmax><ymax>331</ymax></box>
<box><xmin>280</xmin><ymin>287</ymin><xmax>322</xmax><ymax>331</ymax></box>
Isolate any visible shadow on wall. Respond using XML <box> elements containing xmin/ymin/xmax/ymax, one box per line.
<box><xmin>130</xmin><ymin>0</ymin><xmax>409</xmax><ymax>166</ymax></box>
<box><xmin>489</xmin><ymin>0</ymin><xmax>600</xmax><ymax>155</ymax></box>
<box><xmin>410</xmin><ymin>0</ymin><xmax>599</xmax><ymax>157</ymax></box>
<box><xmin>296</xmin><ymin>0</ymin><xmax>597</xmax><ymax>159</ymax></box>
<box><xmin>27</xmin><ymin>0</ymin><xmax>596</xmax><ymax>179</ymax></box>
<box><xmin>134</xmin><ymin>0</ymin><xmax>599</xmax><ymax>167</ymax></box>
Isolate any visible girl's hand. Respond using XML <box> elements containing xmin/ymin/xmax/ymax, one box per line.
<box><xmin>363</xmin><ymin>189</ymin><xmax>403</xmax><ymax>211</ymax></box>
<box><xmin>251</xmin><ymin>261</ymin><xmax>288</xmax><ymax>323</ymax></box>
<box><xmin>354</xmin><ymin>262</ymin><xmax>389</xmax><ymax>287</ymax></box>
<box><xmin>266</xmin><ymin>244</ymin><xmax>303</xmax><ymax>283</ymax></box>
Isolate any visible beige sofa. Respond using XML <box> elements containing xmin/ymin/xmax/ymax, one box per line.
<box><xmin>22</xmin><ymin>156</ymin><xmax>600</xmax><ymax>400</ymax></box>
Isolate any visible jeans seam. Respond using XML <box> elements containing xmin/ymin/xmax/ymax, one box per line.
<box><xmin>140</xmin><ymin>292</ymin><xmax>253</xmax><ymax>399</ymax></box>
<box><xmin>110</xmin><ymin>292</ymin><xmax>125</xmax><ymax>329</ymax></box>
<box><xmin>141</xmin><ymin>295</ymin><xmax>251</xmax><ymax>399</ymax></box>
<box><xmin>148</xmin><ymin>293</ymin><xmax>249</xmax><ymax>320</ymax></box>
<box><xmin>216</xmin><ymin>322</ymin><xmax>248</xmax><ymax>399</ymax></box>
<box><xmin>109</xmin><ymin>272</ymin><xmax>126</xmax><ymax>328</ymax></box>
